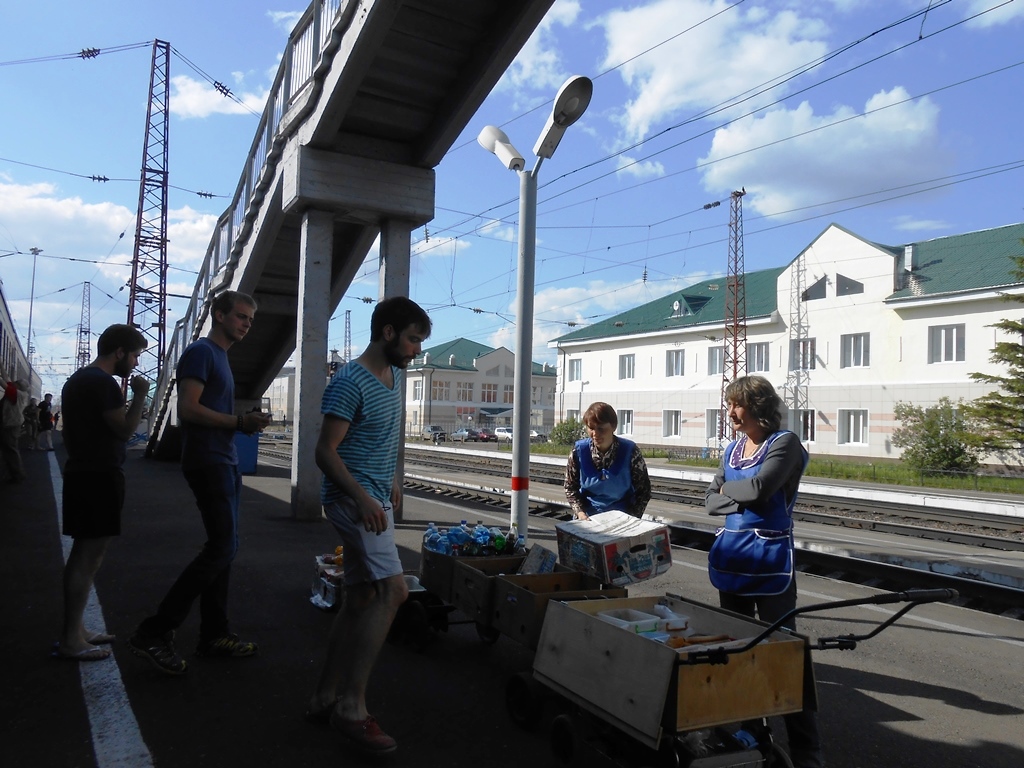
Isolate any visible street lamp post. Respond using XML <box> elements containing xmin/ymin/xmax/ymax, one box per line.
<box><xmin>478</xmin><ymin>75</ymin><xmax>593</xmax><ymax>544</ymax></box>
<box><xmin>26</xmin><ymin>247</ymin><xmax>42</xmax><ymax>394</ymax></box>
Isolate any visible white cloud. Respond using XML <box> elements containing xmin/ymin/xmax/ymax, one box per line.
<box><xmin>697</xmin><ymin>87</ymin><xmax>950</xmax><ymax>216</ymax></box>
<box><xmin>167</xmin><ymin>206</ymin><xmax>220</xmax><ymax>268</ymax></box>
<box><xmin>498</xmin><ymin>0</ymin><xmax>583</xmax><ymax>107</ymax></box>
<box><xmin>615</xmin><ymin>155</ymin><xmax>665</xmax><ymax>179</ymax></box>
<box><xmin>965</xmin><ymin>0</ymin><xmax>1024</xmax><ymax>28</ymax></box>
<box><xmin>267</xmin><ymin>10</ymin><xmax>305</xmax><ymax>33</ymax></box>
<box><xmin>890</xmin><ymin>215</ymin><xmax>952</xmax><ymax>233</ymax></box>
<box><xmin>170</xmin><ymin>75</ymin><xmax>268</xmax><ymax>119</ymax></box>
<box><xmin>598</xmin><ymin>0</ymin><xmax>829</xmax><ymax>143</ymax></box>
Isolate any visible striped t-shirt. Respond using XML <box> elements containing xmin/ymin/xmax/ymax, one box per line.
<box><xmin>319</xmin><ymin>361</ymin><xmax>403</xmax><ymax>505</ymax></box>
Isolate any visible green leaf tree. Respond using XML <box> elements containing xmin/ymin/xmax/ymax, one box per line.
<box><xmin>967</xmin><ymin>248</ymin><xmax>1024</xmax><ymax>452</ymax></box>
<box><xmin>891</xmin><ymin>397</ymin><xmax>981</xmax><ymax>473</ymax></box>
<box><xmin>549</xmin><ymin>416</ymin><xmax>586</xmax><ymax>446</ymax></box>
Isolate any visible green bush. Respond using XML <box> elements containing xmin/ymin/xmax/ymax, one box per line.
<box><xmin>549</xmin><ymin>417</ymin><xmax>586</xmax><ymax>446</ymax></box>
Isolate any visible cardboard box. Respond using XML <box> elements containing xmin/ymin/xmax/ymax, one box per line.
<box><xmin>533</xmin><ymin>595</ymin><xmax>808</xmax><ymax>750</ymax></box>
<box><xmin>449</xmin><ymin>556</ymin><xmax>526</xmax><ymax>622</ymax></box>
<box><xmin>491</xmin><ymin>572</ymin><xmax>627</xmax><ymax>649</ymax></box>
<box><xmin>555</xmin><ymin>510</ymin><xmax>672</xmax><ymax>587</ymax></box>
<box><xmin>517</xmin><ymin>543</ymin><xmax>558</xmax><ymax>575</ymax></box>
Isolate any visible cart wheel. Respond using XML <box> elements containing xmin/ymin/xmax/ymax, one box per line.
<box><xmin>767</xmin><ymin>743</ymin><xmax>795</xmax><ymax>768</ymax></box>
<box><xmin>505</xmin><ymin>672</ymin><xmax>543</xmax><ymax>730</ymax></box>
<box><xmin>550</xmin><ymin>713</ymin><xmax>577</xmax><ymax>766</ymax></box>
<box><xmin>475</xmin><ymin>621</ymin><xmax>501</xmax><ymax>645</ymax></box>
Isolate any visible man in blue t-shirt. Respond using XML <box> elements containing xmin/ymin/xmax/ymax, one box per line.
<box><xmin>130</xmin><ymin>291</ymin><xmax>270</xmax><ymax>675</ymax></box>
<box><xmin>305</xmin><ymin>296</ymin><xmax>430</xmax><ymax>757</ymax></box>
<box><xmin>55</xmin><ymin>324</ymin><xmax>150</xmax><ymax>662</ymax></box>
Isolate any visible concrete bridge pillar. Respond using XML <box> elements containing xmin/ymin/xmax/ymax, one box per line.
<box><xmin>379</xmin><ymin>218</ymin><xmax>413</xmax><ymax>522</ymax></box>
<box><xmin>291</xmin><ymin>209</ymin><xmax>334</xmax><ymax>521</ymax></box>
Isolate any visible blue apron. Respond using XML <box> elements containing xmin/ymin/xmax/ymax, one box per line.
<box><xmin>576</xmin><ymin>437</ymin><xmax>636</xmax><ymax>515</ymax></box>
<box><xmin>708</xmin><ymin>431</ymin><xmax>806</xmax><ymax>596</ymax></box>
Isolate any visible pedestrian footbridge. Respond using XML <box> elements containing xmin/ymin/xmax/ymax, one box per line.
<box><xmin>146</xmin><ymin>0</ymin><xmax>555</xmax><ymax>518</ymax></box>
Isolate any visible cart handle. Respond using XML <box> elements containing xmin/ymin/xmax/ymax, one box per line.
<box><xmin>673</xmin><ymin>588</ymin><xmax>958</xmax><ymax>666</ymax></box>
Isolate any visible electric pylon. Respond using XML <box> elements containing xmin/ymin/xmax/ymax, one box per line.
<box><xmin>719</xmin><ymin>188</ymin><xmax>747</xmax><ymax>441</ymax></box>
<box><xmin>125</xmin><ymin>39</ymin><xmax>171</xmax><ymax>392</ymax></box>
<box><xmin>76</xmin><ymin>282</ymin><xmax>92</xmax><ymax>371</ymax></box>
<box><xmin>344</xmin><ymin>309</ymin><xmax>352</xmax><ymax>364</ymax></box>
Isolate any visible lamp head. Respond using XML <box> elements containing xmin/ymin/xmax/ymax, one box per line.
<box><xmin>533</xmin><ymin>75</ymin><xmax>593</xmax><ymax>159</ymax></box>
<box><xmin>477</xmin><ymin>125</ymin><xmax>525</xmax><ymax>171</ymax></box>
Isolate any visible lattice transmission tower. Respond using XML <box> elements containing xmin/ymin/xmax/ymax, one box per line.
<box><xmin>76</xmin><ymin>282</ymin><xmax>92</xmax><ymax>370</ymax></box>
<box><xmin>783</xmin><ymin>247</ymin><xmax>810</xmax><ymax>439</ymax></box>
<box><xmin>125</xmin><ymin>39</ymin><xmax>171</xmax><ymax>391</ymax></box>
<box><xmin>719</xmin><ymin>188</ymin><xmax>747</xmax><ymax>441</ymax></box>
<box><xmin>344</xmin><ymin>309</ymin><xmax>352</xmax><ymax>363</ymax></box>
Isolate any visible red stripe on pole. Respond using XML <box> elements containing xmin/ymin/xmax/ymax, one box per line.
<box><xmin>511</xmin><ymin>476</ymin><xmax>529</xmax><ymax>491</ymax></box>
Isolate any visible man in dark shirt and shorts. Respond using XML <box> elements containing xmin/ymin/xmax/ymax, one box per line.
<box><xmin>129</xmin><ymin>290</ymin><xmax>270</xmax><ymax>675</ymax></box>
<box><xmin>56</xmin><ymin>324</ymin><xmax>149</xmax><ymax>661</ymax></box>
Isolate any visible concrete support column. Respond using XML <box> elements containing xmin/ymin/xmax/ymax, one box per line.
<box><xmin>379</xmin><ymin>218</ymin><xmax>413</xmax><ymax>522</ymax></box>
<box><xmin>291</xmin><ymin>210</ymin><xmax>333</xmax><ymax>521</ymax></box>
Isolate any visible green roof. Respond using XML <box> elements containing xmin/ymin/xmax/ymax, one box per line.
<box><xmin>408</xmin><ymin>337</ymin><xmax>555</xmax><ymax>377</ymax></box>
<box><xmin>887</xmin><ymin>223</ymin><xmax>1024</xmax><ymax>301</ymax></box>
<box><xmin>552</xmin><ymin>267</ymin><xmax>786</xmax><ymax>344</ymax></box>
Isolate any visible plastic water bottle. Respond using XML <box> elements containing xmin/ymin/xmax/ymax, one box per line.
<box><xmin>513</xmin><ymin>535</ymin><xmax>527</xmax><ymax>555</ymax></box>
<box><xmin>490</xmin><ymin>527</ymin><xmax>506</xmax><ymax>553</ymax></box>
<box><xmin>506</xmin><ymin>524</ymin><xmax>519</xmax><ymax>554</ymax></box>
<box><xmin>422</xmin><ymin>522</ymin><xmax>437</xmax><ymax>549</ymax></box>
<box><xmin>434</xmin><ymin>528</ymin><xmax>452</xmax><ymax>555</ymax></box>
<box><xmin>447</xmin><ymin>522</ymin><xmax>471</xmax><ymax>555</ymax></box>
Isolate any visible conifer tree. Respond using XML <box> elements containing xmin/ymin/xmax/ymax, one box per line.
<box><xmin>967</xmin><ymin>247</ymin><xmax>1024</xmax><ymax>453</ymax></box>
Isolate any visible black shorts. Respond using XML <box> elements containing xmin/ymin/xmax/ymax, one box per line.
<box><xmin>62</xmin><ymin>469</ymin><xmax>125</xmax><ymax>539</ymax></box>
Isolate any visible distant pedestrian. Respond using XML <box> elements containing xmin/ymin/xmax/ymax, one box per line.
<box><xmin>23</xmin><ymin>398</ymin><xmax>39</xmax><ymax>446</ymax></box>
<box><xmin>1</xmin><ymin>369</ymin><xmax>30</xmax><ymax>482</ymax></box>
<box><xmin>129</xmin><ymin>290</ymin><xmax>270</xmax><ymax>675</ymax></box>
<box><xmin>55</xmin><ymin>324</ymin><xmax>149</xmax><ymax>661</ymax></box>
<box><xmin>37</xmin><ymin>393</ymin><xmax>54</xmax><ymax>450</ymax></box>
<box><xmin>305</xmin><ymin>296</ymin><xmax>431</xmax><ymax>757</ymax></box>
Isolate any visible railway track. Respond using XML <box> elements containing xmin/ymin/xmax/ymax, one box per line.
<box><xmin>260</xmin><ymin>442</ymin><xmax>1024</xmax><ymax>617</ymax></box>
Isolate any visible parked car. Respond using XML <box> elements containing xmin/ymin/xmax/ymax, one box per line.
<box><xmin>451</xmin><ymin>427</ymin><xmax>481</xmax><ymax>443</ymax></box>
<box><xmin>475</xmin><ymin>428</ymin><xmax>498</xmax><ymax>442</ymax></box>
<box><xmin>494</xmin><ymin>426</ymin><xmax>513</xmax><ymax>442</ymax></box>
<box><xmin>422</xmin><ymin>425</ymin><xmax>447</xmax><ymax>443</ymax></box>
<box><xmin>529</xmin><ymin>430</ymin><xmax>548</xmax><ymax>443</ymax></box>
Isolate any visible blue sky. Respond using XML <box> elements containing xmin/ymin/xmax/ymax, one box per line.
<box><xmin>1</xmin><ymin>0</ymin><xmax>1022</xmax><ymax>396</ymax></box>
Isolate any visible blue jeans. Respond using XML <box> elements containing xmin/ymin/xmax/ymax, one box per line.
<box><xmin>140</xmin><ymin>464</ymin><xmax>241</xmax><ymax>642</ymax></box>
<box><xmin>719</xmin><ymin>581</ymin><xmax>824</xmax><ymax>768</ymax></box>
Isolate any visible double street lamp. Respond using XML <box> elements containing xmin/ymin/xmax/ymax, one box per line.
<box><xmin>477</xmin><ymin>75</ymin><xmax>593</xmax><ymax>544</ymax></box>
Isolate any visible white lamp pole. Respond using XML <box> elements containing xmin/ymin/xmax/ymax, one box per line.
<box><xmin>26</xmin><ymin>247</ymin><xmax>42</xmax><ymax>393</ymax></box>
<box><xmin>478</xmin><ymin>75</ymin><xmax>593</xmax><ymax>544</ymax></box>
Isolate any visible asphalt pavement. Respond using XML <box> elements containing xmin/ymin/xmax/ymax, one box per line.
<box><xmin>1</xmin><ymin>434</ymin><xmax>563</xmax><ymax>768</ymax></box>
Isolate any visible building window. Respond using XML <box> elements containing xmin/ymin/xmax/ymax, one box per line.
<box><xmin>747</xmin><ymin>342</ymin><xmax>770</xmax><ymax>373</ymax></box>
<box><xmin>531</xmin><ymin>386</ymin><xmax>541</xmax><ymax>406</ymax></box>
<box><xmin>568</xmin><ymin>359</ymin><xmax>582</xmax><ymax>382</ymax></box>
<box><xmin>503</xmin><ymin>384</ymin><xmax>514</xmax><ymax>404</ymax></box>
<box><xmin>789</xmin><ymin>338</ymin><xmax>816</xmax><ymax>371</ymax></box>
<box><xmin>481</xmin><ymin>383</ymin><xmax>497</xmax><ymax>403</ymax></box>
<box><xmin>567</xmin><ymin>409</ymin><xmax>580</xmax><ymax>422</ymax></box>
<box><xmin>619</xmin><ymin>354</ymin><xmax>635</xmax><ymax>380</ymax></box>
<box><xmin>457</xmin><ymin>382</ymin><xmax>473</xmax><ymax>401</ymax></box>
<box><xmin>618</xmin><ymin>409</ymin><xmax>634</xmax><ymax>435</ymax></box>
<box><xmin>663</xmin><ymin>410</ymin><xmax>681</xmax><ymax>437</ymax></box>
<box><xmin>665</xmin><ymin>349</ymin><xmax>685</xmax><ymax>377</ymax></box>
<box><xmin>708</xmin><ymin>346</ymin><xmax>724</xmax><ymax>375</ymax></box>
<box><xmin>838</xmin><ymin>409</ymin><xmax>868</xmax><ymax>445</ymax></box>
<box><xmin>840</xmin><ymin>333</ymin><xmax>870</xmax><ymax>368</ymax></box>
<box><xmin>705</xmin><ymin>408</ymin><xmax>723</xmax><ymax>440</ymax></box>
<box><xmin>928</xmin><ymin>324</ymin><xmax>965</xmax><ymax>363</ymax></box>
<box><xmin>802</xmin><ymin>276</ymin><xmax>827</xmax><ymax>301</ymax></box>
<box><xmin>793</xmin><ymin>409</ymin><xmax>815</xmax><ymax>442</ymax></box>
<box><xmin>431</xmin><ymin>380</ymin><xmax>450</xmax><ymax>401</ymax></box>
<box><xmin>413</xmin><ymin>380</ymin><xmax>423</xmax><ymax>401</ymax></box>
<box><xmin>836</xmin><ymin>273</ymin><xmax>864</xmax><ymax>296</ymax></box>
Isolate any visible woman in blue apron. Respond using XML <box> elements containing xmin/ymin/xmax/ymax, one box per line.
<box><xmin>564</xmin><ymin>401</ymin><xmax>651</xmax><ymax>520</ymax></box>
<box><xmin>706</xmin><ymin>376</ymin><xmax>823</xmax><ymax>768</ymax></box>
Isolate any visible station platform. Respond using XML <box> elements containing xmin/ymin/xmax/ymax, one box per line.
<box><xmin>0</xmin><ymin>435</ymin><xmax>555</xmax><ymax>768</ymax></box>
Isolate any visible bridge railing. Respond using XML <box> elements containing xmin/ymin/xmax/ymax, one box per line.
<box><xmin>148</xmin><ymin>0</ymin><xmax>347</xmax><ymax>445</ymax></box>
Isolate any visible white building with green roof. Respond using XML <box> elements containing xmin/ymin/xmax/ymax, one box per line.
<box><xmin>405</xmin><ymin>338</ymin><xmax>557</xmax><ymax>435</ymax></box>
<box><xmin>550</xmin><ymin>222</ymin><xmax>1024</xmax><ymax>462</ymax></box>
